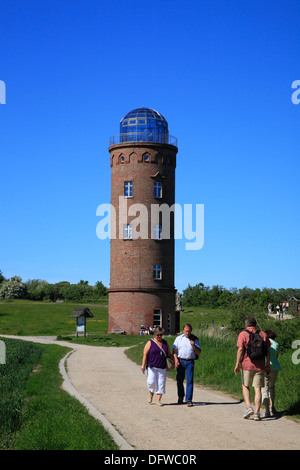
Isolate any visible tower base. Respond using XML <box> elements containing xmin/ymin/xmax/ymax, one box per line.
<box><xmin>108</xmin><ymin>288</ymin><xmax>178</xmax><ymax>335</ymax></box>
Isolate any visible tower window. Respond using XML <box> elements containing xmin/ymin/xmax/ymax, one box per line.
<box><xmin>153</xmin><ymin>225</ymin><xmax>162</xmax><ymax>240</ymax></box>
<box><xmin>124</xmin><ymin>181</ymin><xmax>133</xmax><ymax>198</ymax></box>
<box><xmin>153</xmin><ymin>309</ymin><xmax>162</xmax><ymax>327</ymax></box>
<box><xmin>124</xmin><ymin>224</ymin><xmax>132</xmax><ymax>239</ymax></box>
<box><xmin>153</xmin><ymin>264</ymin><xmax>162</xmax><ymax>280</ymax></box>
<box><xmin>154</xmin><ymin>181</ymin><xmax>162</xmax><ymax>198</ymax></box>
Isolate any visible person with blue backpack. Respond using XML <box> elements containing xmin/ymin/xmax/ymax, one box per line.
<box><xmin>234</xmin><ymin>316</ymin><xmax>270</xmax><ymax>421</ymax></box>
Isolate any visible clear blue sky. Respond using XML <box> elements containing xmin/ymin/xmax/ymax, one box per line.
<box><xmin>1</xmin><ymin>0</ymin><xmax>299</xmax><ymax>293</ymax></box>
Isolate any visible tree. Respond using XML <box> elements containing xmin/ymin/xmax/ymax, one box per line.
<box><xmin>0</xmin><ymin>270</ymin><xmax>5</xmax><ymax>284</ymax></box>
<box><xmin>26</xmin><ymin>279</ymin><xmax>48</xmax><ymax>300</ymax></box>
<box><xmin>41</xmin><ymin>283</ymin><xmax>61</xmax><ymax>302</ymax></box>
<box><xmin>94</xmin><ymin>281</ymin><xmax>107</xmax><ymax>297</ymax></box>
<box><xmin>217</xmin><ymin>289</ymin><xmax>232</xmax><ymax>307</ymax></box>
<box><xmin>0</xmin><ymin>276</ymin><xmax>27</xmax><ymax>299</ymax></box>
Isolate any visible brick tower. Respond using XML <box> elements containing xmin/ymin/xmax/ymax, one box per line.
<box><xmin>108</xmin><ymin>108</ymin><xmax>178</xmax><ymax>334</ymax></box>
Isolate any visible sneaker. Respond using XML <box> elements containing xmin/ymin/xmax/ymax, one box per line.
<box><xmin>243</xmin><ymin>407</ymin><xmax>254</xmax><ymax>419</ymax></box>
<box><xmin>254</xmin><ymin>413</ymin><xmax>261</xmax><ymax>421</ymax></box>
<box><xmin>270</xmin><ymin>406</ymin><xmax>278</xmax><ymax>416</ymax></box>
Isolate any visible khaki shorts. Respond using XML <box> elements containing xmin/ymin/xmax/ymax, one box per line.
<box><xmin>241</xmin><ymin>369</ymin><xmax>265</xmax><ymax>388</ymax></box>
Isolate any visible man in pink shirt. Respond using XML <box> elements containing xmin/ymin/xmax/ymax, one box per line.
<box><xmin>234</xmin><ymin>316</ymin><xmax>270</xmax><ymax>420</ymax></box>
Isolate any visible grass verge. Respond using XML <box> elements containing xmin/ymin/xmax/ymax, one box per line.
<box><xmin>0</xmin><ymin>338</ymin><xmax>119</xmax><ymax>450</ymax></box>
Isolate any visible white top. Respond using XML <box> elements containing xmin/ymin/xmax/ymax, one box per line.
<box><xmin>172</xmin><ymin>334</ymin><xmax>201</xmax><ymax>360</ymax></box>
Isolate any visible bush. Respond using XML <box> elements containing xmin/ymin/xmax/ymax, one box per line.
<box><xmin>0</xmin><ymin>276</ymin><xmax>27</xmax><ymax>300</ymax></box>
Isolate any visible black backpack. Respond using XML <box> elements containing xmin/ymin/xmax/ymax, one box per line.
<box><xmin>245</xmin><ymin>329</ymin><xmax>268</xmax><ymax>360</ymax></box>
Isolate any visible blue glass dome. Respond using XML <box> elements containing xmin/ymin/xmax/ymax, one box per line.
<box><xmin>109</xmin><ymin>107</ymin><xmax>177</xmax><ymax>147</ymax></box>
<box><xmin>120</xmin><ymin>107</ymin><xmax>169</xmax><ymax>144</ymax></box>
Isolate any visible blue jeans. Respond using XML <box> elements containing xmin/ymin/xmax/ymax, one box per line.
<box><xmin>176</xmin><ymin>360</ymin><xmax>194</xmax><ymax>402</ymax></box>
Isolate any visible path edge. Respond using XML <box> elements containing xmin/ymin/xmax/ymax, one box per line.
<box><xmin>59</xmin><ymin>350</ymin><xmax>134</xmax><ymax>451</ymax></box>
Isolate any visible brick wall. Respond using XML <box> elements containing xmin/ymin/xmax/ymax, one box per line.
<box><xmin>108</xmin><ymin>142</ymin><xmax>178</xmax><ymax>334</ymax></box>
<box><xmin>108</xmin><ymin>289</ymin><xmax>176</xmax><ymax>334</ymax></box>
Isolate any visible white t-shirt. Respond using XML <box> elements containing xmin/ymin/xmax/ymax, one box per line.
<box><xmin>173</xmin><ymin>334</ymin><xmax>201</xmax><ymax>360</ymax></box>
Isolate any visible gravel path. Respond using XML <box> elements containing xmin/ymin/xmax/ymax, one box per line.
<box><xmin>2</xmin><ymin>335</ymin><xmax>299</xmax><ymax>450</ymax></box>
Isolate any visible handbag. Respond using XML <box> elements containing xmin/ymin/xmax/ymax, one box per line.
<box><xmin>151</xmin><ymin>339</ymin><xmax>175</xmax><ymax>372</ymax></box>
<box><xmin>166</xmin><ymin>356</ymin><xmax>175</xmax><ymax>372</ymax></box>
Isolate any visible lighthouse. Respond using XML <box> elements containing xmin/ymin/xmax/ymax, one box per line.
<box><xmin>108</xmin><ymin>107</ymin><xmax>178</xmax><ymax>334</ymax></box>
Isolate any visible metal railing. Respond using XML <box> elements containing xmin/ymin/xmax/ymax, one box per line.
<box><xmin>109</xmin><ymin>132</ymin><xmax>177</xmax><ymax>147</ymax></box>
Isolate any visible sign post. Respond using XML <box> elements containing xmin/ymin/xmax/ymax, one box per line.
<box><xmin>69</xmin><ymin>308</ymin><xmax>94</xmax><ymax>338</ymax></box>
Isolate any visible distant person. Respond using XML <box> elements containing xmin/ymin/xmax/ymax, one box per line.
<box><xmin>268</xmin><ymin>303</ymin><xmax>273</xmax><ymax>315</ymax></box>
<box><xmin>279</xmin><ymin>303</ymin><xmax>283</xmax><ymax>320</ymax></box>
<box><xmin>140</xmin><ymin>325</ymin><xmax>145</xmax><ymax>335</ymax></box>
<box><xmin>234</xmin><ymin>316</ymin><xmax>270</xmax><ymax>421</ymax></box>
<box><xmin>141</xmin><ymin>327</ymin><xmax>171</xmax><ymax>406</ymax></box>
<box><xmin>262</xmin><ymin>330</ymin><xmax>282</xmax><ymax>417</ymax></box>
<box><xmin>173</xmin><ymin>324</ymin><xmax>201</xmax><ymax>407</ymax></box>
<box><xmin>276</xmin><ymin>305</ymin><xmax>280</xmax><ymax>320</ymax></box>
<box><xmin>282</xmin><ymin>305</ymin><xmax>286</xmax><ymax>317</ymax></box>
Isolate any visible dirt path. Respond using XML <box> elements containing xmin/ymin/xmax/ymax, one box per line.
<box><xmin>2</xmin><ymin>335</ymin><xmax>299</xmax><ymax>450</ymax></box>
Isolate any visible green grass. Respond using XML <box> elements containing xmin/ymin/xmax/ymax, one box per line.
<box><xmin>0</xmin><ymin>300</ymin><xmax>299</xmax><ymax>450</ymax></box>
<box><xmin>0</xmin><ymin>301</ymin><xmax>231</xmax><ymax>337</ymax></box>
<box><xmin>180</xmin><ymin>304</ymin><xmax>232</xmax><ymax>329</ymax></box>
<box><xmin>0</xmin><ymin>338</ymin><xmax>118</xmax><ymax>450</ymax></box>
<box><xmin>0</xmin><ymin>300</ymin><xmax>108</xmax><ymax>336</ymax></box>
<box><xmin>0</xmin><ymin>338</ymin><xmax>44</xmax><ymax>448</ymax></box>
